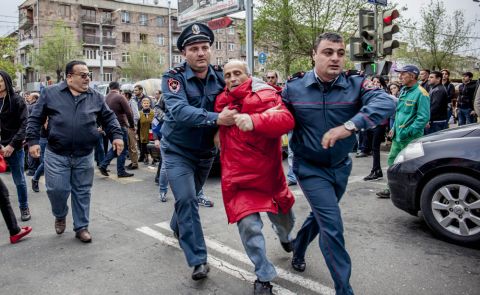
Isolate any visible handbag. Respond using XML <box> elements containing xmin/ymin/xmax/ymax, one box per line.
<box><xmin>0</xmin><ymin>154</ymin><xmax>7</xmax><ymax>173</ymax></box>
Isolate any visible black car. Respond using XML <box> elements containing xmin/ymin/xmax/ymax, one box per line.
<box><xmin>388</xmin><ymin>123</ymin><xmax>480</xmax><ymax>246</ymax></box>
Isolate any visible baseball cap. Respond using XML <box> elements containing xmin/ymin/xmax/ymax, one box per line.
<box><xmin>394</xmin><ymin>65</ymin><xmax>420</xmax><ymax>76</ymax></box>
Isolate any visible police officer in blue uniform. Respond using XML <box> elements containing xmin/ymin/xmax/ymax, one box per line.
<box><xmin>160</xmin><ymin>23</ymin><xmax>237</xmax><ymax>280</ymax></box>
<box><xmin>282</xmin><ymin>32</ymin><xmax>395</xmax><ymax>294</ymax></box>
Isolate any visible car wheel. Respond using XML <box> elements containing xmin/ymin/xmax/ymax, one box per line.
<box><xmin>420</xmin><ymin>173</ymin><xmax>480</xmax><ymax>246</ymax></box>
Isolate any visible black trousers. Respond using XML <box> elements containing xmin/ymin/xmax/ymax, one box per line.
<box><xmin>0</xmin><ymin>177</ymin><xmax>20</xmax><ymax>236</ymax></box>
<box><xmin>371</xmin><ymin>124</ymin><xmax>387</xmax><ymax>172</ymax></box>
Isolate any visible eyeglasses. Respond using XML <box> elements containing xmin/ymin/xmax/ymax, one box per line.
<box><xmin>70</xmin><ymin>72</ymin><xmax>91</xmax><ymax>79</ymax></box>
<box><xmin>266</xmin><ymin>76</ymin><xmax>276</xmax><ymax>79</ymax></box>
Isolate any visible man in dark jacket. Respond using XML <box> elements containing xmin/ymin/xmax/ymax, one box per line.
<box><xmin>98</xmin><ymin>81</ymin><xmax>135</xmax><ymax>178</ymax></box>
<box><xmin>0</xmin><ymin>70</ymin><xmax>30</xmax><ymax>221</ymax></box>
<box><xmin>425</xmin><ymin>71</ymin><xmax>449</xmax><ymax>134</ymax></box>
<box><xmin>282</xmin><ymin>33</ymin><xmax>395</xmax><ymax>295</ymax></box>
<box><xmin>27</xmin><ymin>60</ymin><xmax>123</xmax><ymax>243</ymax></box>
<box><xmin>457</xmin><ymin>72</ymin><xmax>477</xmax><ymax>125</ymax></box>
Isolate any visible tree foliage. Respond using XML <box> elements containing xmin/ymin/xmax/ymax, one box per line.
<box><xmin>120</xmin><ymin>44</ymin><xmax>165</xmax><ymax>81</ymax></box>
<box><xmin>401</xmin><ymin>0</ymin><xmax>471</xmax><ymax>70</ymax></box>
<box><xmin>0</xmin><ymin>37</ymin><xmax>22</xmax><ymax>79</ymax></box>
<box><xmin>34</xmin><ymin>21</ymin><xmax>82</xmax><ymax>82</ymax></box>
<box><xmin>253</xmin><ymin>0</ymin><xmax>373</xmax><ymax>77</ymax></box>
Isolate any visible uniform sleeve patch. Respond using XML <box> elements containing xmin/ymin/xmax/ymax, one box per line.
<box><xmin>168</xmin><ymin>78</ymin><xmax>181</xmax><ymax>93</ymax></box>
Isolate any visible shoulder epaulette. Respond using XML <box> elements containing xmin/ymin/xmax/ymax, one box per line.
<box><xmin>168</xmin><ymin>66</ymin><xmax>185</xmax><ymax>75</ymax></box>
<box><xmin>212</xmin><ymin>64</ymin><xmax>223</xmax><ymax>72</ymax></box>
<box><xmin>287</xmin><ymin>71</ymin><xmax>305</xmax><ymax>81</ymax></box>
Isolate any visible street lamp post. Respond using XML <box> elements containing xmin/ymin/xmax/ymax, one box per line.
<box><xmin>168</xmin><ymin>0</ymin><xmax>172</xmax><ymax>68</ymax></box>
<box><xmin>99</xmin><ymin>16</ymin><xmax>104</xmax><ymax>83</ymax></box>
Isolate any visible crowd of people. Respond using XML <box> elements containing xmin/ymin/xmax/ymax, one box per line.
<box><xmin>1</xmin><ymin>21</ymin><xmax>480</xmax><ymax>295</ymax></box>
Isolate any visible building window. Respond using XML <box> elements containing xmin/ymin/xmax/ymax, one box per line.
<box><xmin>122</xmin><ymin>32</ymin><xmax>130</xmax><ymax>43</ymax></box>
<box><xmin>103</xmin><ymin>51</ymin><xmax>112</xmax><ymax>60</ymax></box>
<box><xmin>157</xmin><ymin>16</ymin><xmax>164</xmax><ymax>26</ymax></box>
<box><xmin>59</xmin><ymin>4</ymin><xmax>71</xmax><ymax>17</ymax></box>
<box><xmin>103</xmin><ymin>73</ymin><xmax>112</xmax><ymax>82</ymax></box>
<box><xmin>89</xmin><ymin>71</ymin><xmax>94</xmax><ymax>80</ymax></box>
<box><xmin>140</xmin><ymin>33</ymin><xmax>147</xmax><ymax>44</ymax></box>
<box><xmin>173</xmin><ymin>55</ymin><xmax>182</xmax><ymax>64</ymax></box>
<box><xmin>215</xmin><ymin>41</ymin><xmax>222</xmax><ymax>50</ymax></box>
<box><xmin>228</xmin><ymin>43</ymin><xmax>235</xmax><ymax>51</ymax></box>
<box><xmin>157</xmin><ymin>34</ymin><xmax>165</xmax><ymax>46</ymax></box>
<box><xmin>121</xmin><ymin>11</ymin><xmax>130</xmax><ymax>23</ymax></box>
<box><xmin>172</xmin><ymin>35</ymin><xmax>179</xmax><ymax>46</ymax></box>
<box><xmin>216</xmin><ymin>57</ymin><xmax>223</xmax><ymax>65</ymax></box>
<box><xmin>81</xmin><ymin>9</ymin><xmax>96</xmax><ymax>21</ymax></box>
<box><xmin>139</xmin><ymin>14</ymin><xmax>148</xmax><ymax>26</ymax></box>
<box><xmin>122</xmin><ymin>52</ymin><xmax>130</xmax><ymax>63</ymax></box>
<box><xmin>159</xmin><ymin>55</ymin><xmax>165</xmax><ymax>65</ymax></box>
<box><xmin>228</xmin><ymin>27</ymin><xmax>234</xmax><ymax>35</ymax></box>
<box><xmin>83</xmin><ymin>49</ymin><xmax>96</xmax><ymax>59</ymax></box>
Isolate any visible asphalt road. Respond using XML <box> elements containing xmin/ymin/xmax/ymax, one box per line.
<box><xmin>1</xmin><ymin>152</ymin><xmax>479</xmax><ymax>295</ymax></box>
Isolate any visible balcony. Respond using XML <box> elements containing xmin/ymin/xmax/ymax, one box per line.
<box><xmin>82</xmin><ymin>36</ymin><xmax>116</xmax><ymax>47</ymax></box>
<box><xmin>19</xmin><ymin>33</ymin><xmax>34</xmax><ymax>49</ymax></box>
<box><xmin>80</xmin><ymin>15</ymin><xmax>115</xmax><ymax>26</ymax></box>
<box><xmin>19</xmin><ymin>15</ymin><xmax>33</xmax><ymax>30</ymax></box>
<box><xmin>84</xmin><ymin>58</ymin><xmax>117</xmax><ymax>68</ymax></box>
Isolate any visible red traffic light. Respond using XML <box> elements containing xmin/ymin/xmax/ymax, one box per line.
<box><xmin>383</xmin><ymin>9</ymin><xmax>399</xmax><ymax>25</ymax></box>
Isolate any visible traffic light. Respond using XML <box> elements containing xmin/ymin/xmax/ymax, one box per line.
<box><xmin>350</xmin><ymin>9</ymin><xmax>376</xmax><ymax>62</ymax></box>
<box><xmin>377</xmin><ymin>9</ymin><xmax>400</xmax><ymax>56</ymax></box>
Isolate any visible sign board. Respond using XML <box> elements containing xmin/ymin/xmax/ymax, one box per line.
<box><xmin>258</xmin><ymin>52</ymin><xmax>267</xmax><ymax>64</ymax></box>
<box><xmin>367</xmin><ymin>0</ymin><xmax>387</xmax><ymax>6</ymax></box>
<box><xmin>207</xmin><ymin>16</ymin><xmax>233</xmax><ymax>30</ymax></box>
<box><xmin>178</xmin><ymin>0</ymin><xmax>244</xmax><ymax>27</ymax></box>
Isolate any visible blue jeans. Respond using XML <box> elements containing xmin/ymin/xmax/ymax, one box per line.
<box><xmin>100</xmin><ymin>127</ymin><xmax>128</xmax><ymax>174</ymax></box>
<box><xmin>5</xmin><ymin>149</ymin><xmax>28</xmax><ymax>209</ymax></box>
<box><xmin>159</xmin><ymin>148</ymin><xmax>168</xmax><ymax>194</ymax></box>
<box><xmin>293</xmin><ymin>158</ymin><xmax>354</xmax><ymax>295</ymax></box>
<box><xmin>425</xmin><ymin>120</ymin><xmax>447</xmax><ymax>135</ymax></box>
<box><xmin>458</xmin><ymin>108</ymin><xmax>473</xmax><ymax>126</ymax></box>
<box><xmin>286</xmin><ymin>132</ymin><xmax>297</xmax><ymax>183</ymax></box>
<box><xmin>33</xmin><ymin>137</ymin><xmax>48</xmax><ymax>181</ymax></box>
<box><xmin>44</xmin><ymin>148</ymin><xmax>94</xmax><ymax>232</ymax></box>
<box><xmin>237</xmin><ymin>210</ymin><xmax>295</xmax><ymax>282</ymax></box>
<box><xmin>162</xmin><ymin>141</ymin><xmax>214</xmax><ymax>267</ymax></box>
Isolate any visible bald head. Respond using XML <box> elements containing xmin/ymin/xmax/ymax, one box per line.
<box><xmin>224</xmin><ymin>60</ymin><xmax>251</xmax><ymax>91</ymax></box>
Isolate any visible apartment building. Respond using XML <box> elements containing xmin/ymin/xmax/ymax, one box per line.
<box><xmin>16</xmin><ymin>0</ymin><xmax>245</xmax><ymax>91</ymax></box>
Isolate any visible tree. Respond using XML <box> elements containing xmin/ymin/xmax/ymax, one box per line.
<box><xmin>253</xmin><ymin>0</ymin><xmax>376</xmax><ymax>77</ymax></box>
<box><xmin>34</xmin><ymin>21</ymin><xmax>82</xmax><ymax>82</ymax></box>
<box><xmin>0</xmin><ymin>37</ymin><xmax>22</xmax><ymax>79</ymax></box>
<box><xmin>401</xmin><ymin>0</ymin><xmax>472</xmax><ymax>70</ymax></box>
<box><xmin>120</xmin><ymin>44</ymin><xmax>165</xmax><ymax>81</ymax></box>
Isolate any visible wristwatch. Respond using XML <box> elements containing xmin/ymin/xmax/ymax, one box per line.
<box><xmin>344</xmin><ymin>120</ymin><xmax>357</xmax><ymax>132</ymax></box>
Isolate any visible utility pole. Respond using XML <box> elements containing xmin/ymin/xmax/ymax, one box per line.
<box><xmin>168</xmin><ymin>0</ymin><xmax>172</xmax><ymax>68</ymax></box>
<box><xmin>245</xmin><ymin>0</ymin><xmax>253</xmax><ymax>72</ymax></box>
<box><xmin>99</xmin><ymin>16</ymin><xmax>104</xmax><ymax>83</ymax></box>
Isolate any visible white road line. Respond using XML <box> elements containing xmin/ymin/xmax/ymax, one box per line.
<box><xmin>155</xmin><ymin>222</ymin><xmax>335</xmax><ymax>295</ymax></box>
<box><xmin>136</xmin><ymin>226</ymin><xmax>295</xmax><ymax>295</ymax></box>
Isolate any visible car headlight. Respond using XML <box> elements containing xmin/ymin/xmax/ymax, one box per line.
<box><xmin>393</xmin><ymin>142</ymin><xmax>424</xmax><ymax>165</ymax></box>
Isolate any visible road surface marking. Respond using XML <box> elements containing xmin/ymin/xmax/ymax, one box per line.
<box><xmin>155</xmin><ymin>222</ymin><xmax>335</xmax><ymax>295</ymax></box>
<box><xmin>136</xmin><ymin>226</ymin><xmax>296</xmax><ymax>295</ymax></box>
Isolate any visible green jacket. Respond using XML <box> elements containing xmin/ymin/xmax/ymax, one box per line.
<box><xmin>393</xmin><ymin>83</ymin><xmax>430</xmax><ymax>143</ymax></box>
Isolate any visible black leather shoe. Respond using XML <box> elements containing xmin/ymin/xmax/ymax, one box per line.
<box><xmin>118</xmin><ymin>172</ymin><xmax>134</xmax><ymax>178</ymax></box>
<box><xmin>254</xmin><ymin>280</ymin><xmax>273</xmax><ymax>294</ymax></box>
<box><xmin>32</xmin><ymin>179</ymin><xmax>40</xmax><ymax>192</ymax></box>
<box><xmin>281</xmin><ymin>241</ymin><xmax>294</xmax><ymax>253</ymax></box>
<box><xmin>291</xmin><ymin>256</ymin><xmax>306</xmax><ymax>272</ymax></box>
<box><xmin>126</xmin><ymin>163</ymin><xmax>138</xmax><ymax>170</ymax></box>
<box><xmin>192</xmin><ymin>263</ymin><xmax>210</xmax><ymax>280</ymax></box>
<box><xmin>98</xmin><ymin>167</ymin><xmax>109</xmax><ymax>176</ymax></box>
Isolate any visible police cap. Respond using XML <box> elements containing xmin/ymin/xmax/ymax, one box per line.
<box><xmin>177</xmin><ymin>23</ymin><xmax>214</xmax><ymax>51</ymax></box>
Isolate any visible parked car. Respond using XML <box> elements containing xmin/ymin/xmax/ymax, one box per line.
<box><xmin>388</xmin><ymin>123</ymin><xmax>480</xmax><ymax>246</ymax></box>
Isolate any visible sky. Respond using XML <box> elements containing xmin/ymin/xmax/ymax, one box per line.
<box><xmin>1</xmin><ymin>0</ymin><xmax>479</xmax><ymax>54</ymax></box>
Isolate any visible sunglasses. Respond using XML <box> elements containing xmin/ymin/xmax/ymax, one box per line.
<box><xmin>70</xmin><ymin>72</ymin><xmax>91</xmax><ymax>79</ymax></box>
<box><xmin>266</xmin><ymin>76</ymin><xmax>276</xmax><ymax>79</ymax></box>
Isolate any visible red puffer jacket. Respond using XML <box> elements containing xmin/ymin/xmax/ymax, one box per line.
<box><xmin>215</xmin><ymin>78</ymin><xmax>295</xmax><ymax>224</ymax></box>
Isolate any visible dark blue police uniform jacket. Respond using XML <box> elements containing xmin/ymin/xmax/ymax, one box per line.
<box><xmin>161</xmin><ymin>62</ymin><xmax>224</xmax><ymax>159</ymax></box>
<box><xmin>282</xmin><ymin>71</ymin><xmax>395</xmax><ymax>168</ymax></box>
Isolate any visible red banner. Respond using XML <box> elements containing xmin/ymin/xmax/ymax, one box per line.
<box><xmin>207</xmin><ymin>16</ymin><xmax>233</xmax><ymax>30</ymax></box>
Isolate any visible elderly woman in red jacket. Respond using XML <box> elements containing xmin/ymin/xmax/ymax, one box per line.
<box><xmin>215</xmin><ymin>60</ymin><xmax>295</xmax><ymax>295</ymax></box>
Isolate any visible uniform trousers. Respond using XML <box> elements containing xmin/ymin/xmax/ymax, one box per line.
<box><xmin>293</xmin><ymin>157</ymin><xmax>354</xmax><ymax>295</ymax></box>
<box><xmin>161</xmin><ymin>141</ymin><xmax>214</xmax><ymax>267</ymax></box>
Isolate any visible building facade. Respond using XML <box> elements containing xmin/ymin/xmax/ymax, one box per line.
<box><xmin>16</xmin><ymin>0</ymin><xmax>245</xmax><ymax>91</ymax></box>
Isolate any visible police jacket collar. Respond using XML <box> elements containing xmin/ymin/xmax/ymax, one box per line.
<box><xmin>59</xmin><ymin>80</ymin><xmax>94</xmax><ymax>95</ymax></box>
<box><xmin>184</xmin><ymin>63</ymin><xmax>216</xmax><ymax>81</ymax></box>
<box><xmin>304</xmin><ymin>70</ymin><xmax>348</xmax><ymax>89</ymax></box>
